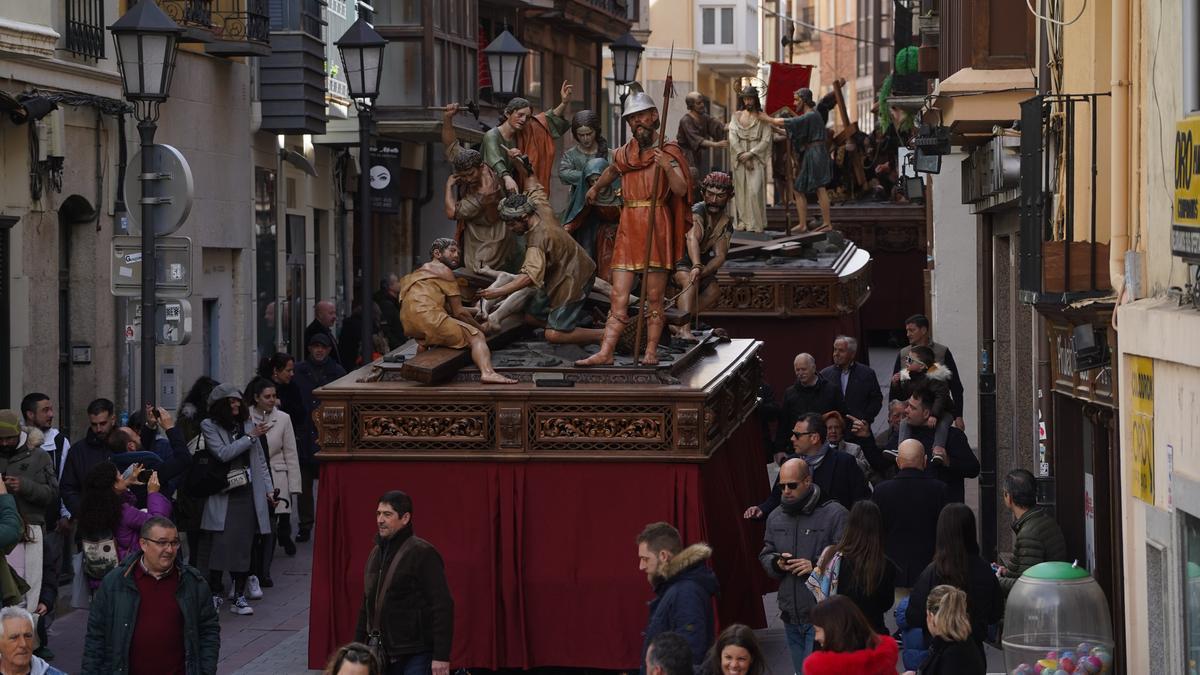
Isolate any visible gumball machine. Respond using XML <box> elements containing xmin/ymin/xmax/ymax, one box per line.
<box><xmin>1002</xmin><ymin>561</ymin><xmax>1116</xmax><ymax>675</ymax></box>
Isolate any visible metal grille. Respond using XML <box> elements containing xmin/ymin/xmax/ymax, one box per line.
<box><xmin>352</xmin><ymin>403</ymin><xmax>495</xmax><ymax>451</ymax></box>
<box><xmin>65</xmin><ymin>0</ymin><xmax>105</xmax><ymax>60</ymax></box>
<box><xmin>301</xmin><ymin>0</ymin><xmax>324</xmax><ymax>38</ymax></box>
<box><xmin>213</xmin><ymin>0</ymin><xmax>270</xmax><ymax>43</ymax></box>
<box><xmin>158</xmin><ymin>0</ymin><xmax>214</xmax><ymax>28</ymax></box>
<box><xmin>528</xmin><ymin>404</ymin><xmax>674</xmax><ymax>452</ymax></box>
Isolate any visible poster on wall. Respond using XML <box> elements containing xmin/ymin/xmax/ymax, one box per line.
<box><xmin>1173</xmin><ymin>117</ymin><xmax>1200</xmax><ymax>262</ymax></box>
<box><xmin>1130</xmin><ymin>356</ymin><xmax>1155</xmax><ymax>504</ymax></box>
<box><xmin>1084</xmin><ymin>472</ymin><xmax>1096</xmax><ymax>572</ymax></box>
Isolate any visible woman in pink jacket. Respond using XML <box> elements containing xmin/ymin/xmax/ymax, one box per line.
<box><xmin>78</xmin><ymin>461</ymin><xmax>172</xmax><ymax>588</ymax></box>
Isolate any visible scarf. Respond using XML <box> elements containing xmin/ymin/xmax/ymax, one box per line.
<box><xmin>781</xmin><ymin>484</ymin><xmax>823</xmax><ymax>516</ymax></box>
<box><xmin>563</xmin><ymin>156</ymin><xmax>621</xmax><ymax>226</ymax></box>
<box><xmin>803</xmin><ymin>445</ymin><xmax>829</xmax><ymax>472</ymax></box>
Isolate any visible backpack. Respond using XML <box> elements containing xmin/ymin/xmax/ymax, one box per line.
<box><xmin>805</xmin><ymin>545</ymin><xmax>843</xmax><ymax>603</ymax></box>
<box><xmin>182</xmin><ymin>433</ymin><xmax>230</xmax><ymax>498</ymax></box>
<box><xmin>81</xmin><ymin>530</ymin><xmax>119</xmax><ymax>580</ymax></box>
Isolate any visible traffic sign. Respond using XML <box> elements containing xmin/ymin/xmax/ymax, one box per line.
<box><xmin>111</xmin><ymin>235</ymin><xmax>192</xmax><ymax>298</ymax></box>
<box><xmin>124</xmin><ymin>144</ymin><xmax>194</xmax><ymax>236</ymax></box>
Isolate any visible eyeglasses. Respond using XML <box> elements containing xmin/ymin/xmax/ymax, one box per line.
<box><xmin>780</xmin><ymin>481</ymin><xmax>802</xmax><ymax>490</ymax></box>
<box><xmin>141</xmin><ymin>538</ymin><xmax>181</xmax><ymax>549</ymax></box>
<box><xmin>904</xmin><ymin>356</ymin><xmax>918</xmax><ymax>364</ymax></box>
<box><xmin>790</xmin><ymin>430</ymin><xmax>817</xmax><ymax>439</ymax></box>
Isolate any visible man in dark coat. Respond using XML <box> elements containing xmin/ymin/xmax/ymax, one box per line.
<box><xmin>889</xmin><ymin>314</ymin><xmax>964</xmax><ymax>425</ymax></box>
<box><xmin>775</xmin><ymin>353</ymin><xmax>844</xmax><ymax>453</ymax></box>
<box><xmin>355</xmin><ymin>491</ymin><xmax>454</xmax><ymax>675</ymax></box>
<box><xmin>903</xmin><ymin>389</ymin><xmax>980</xmax><ymax>503</ymax></box>
<box><xmin>374</xmin><ymin>274</ymin><xmax>405</xmax><ymax>350</ymax></box>
<box><xmin>746</xmin><ymin>412</ymin><xmax>869</xmax><ymax>518</ymax></box>
<box><xmin>304</xmin><ymin>299</ymin><xmax>342</xmax><ymax>367</ymax></box>
<box><xmin>59</xmin><ymin>398</ymin><xmax>119</xmax><ymax>517</ymax></box>
<box><xmin>997</xmin><ymin>469</ymin><xmax>1069</xmax><ymax>594</ymax></box>
<box><xmin>293</xmin><ymin>332</ymin><xmax>347</xmax><ymax>542</ymax></box>
<box><xmin>819</xmin><ymin>335</ymin><xmax>882</xmax><ymax>425</ymax></box>
<box><xmin>871</xmin><ymin>439</ymin><xmax>949</xmax><ymax>587</ymax></box>
<box><xmin>636</xmin><ymin>522</ymin><xmax>718</xmax><ymax>673</ymax></box>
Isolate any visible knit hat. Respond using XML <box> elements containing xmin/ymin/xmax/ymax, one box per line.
<box><xmin>0</xmin><ymin>410</ymin><xmax>18</xmax><ymax>439</ymax></box>
<box><xmin>307</xmin><ymin>332</ymin><xmax>333</xmax><ymax>348</ymax></box>
<box><xmin>207</xmin><ymin>383</ymin><xmax>244</xmax><ymax>407</ymax></box>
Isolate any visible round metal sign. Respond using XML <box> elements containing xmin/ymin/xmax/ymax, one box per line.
<box><xmin>124</xmin><ymin>144</ymin><xmax>195</xmax><ymax>237</ymax></box>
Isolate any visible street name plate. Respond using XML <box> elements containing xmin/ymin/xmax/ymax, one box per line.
<box><xmin>110</xmin><ymin>235</ymin><xmax>192</xmax><ymax>298</ymax></box>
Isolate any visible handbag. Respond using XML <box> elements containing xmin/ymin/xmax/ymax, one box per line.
<box><xmin>366</xmin><ymin>536</ymin><xmax>418</xmax><ymax>665</ymax></box>
<box><xmin>805</xmin><ymin>545</ymin><xmax>842</xmax><ymax>603</ymax></box>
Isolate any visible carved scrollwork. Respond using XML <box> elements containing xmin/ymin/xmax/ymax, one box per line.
<box><xmin>791</xmin><ymin>284</ymin><xmax>831</xmax><ymax>310</ymax></box>
<box><xmin>318</xmin><ymin>406</ymin><xmax>346</xmax><ymax>448</ymax></box>
<box><xmin>677</xmin><ymin>409</ymin><xmax>700</xmax><ymax>449</ymax></box>
<box><xmin>498</xmin><ymin>408</ymin><xmax>522</xmax><ymax>448</ymax></box>
<box><xmin>361</xmin><ymin>414</ymin><xmax>485</xmax><ymax>440</ymax></box>
<box><xmin>536</xmin><ymin>415</ymin><xmax>664</xmax><ymax>441</ymax></box>
<box><xmin>716</xmin><ymin>283</ymin><xmax>776</xmax><ymax>312</ymax></box>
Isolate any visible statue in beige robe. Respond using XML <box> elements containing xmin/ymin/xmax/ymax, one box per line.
<box><xmin>727</xmin><ymin>87</ymin><xmax>773</xmax><ymax>232</ymax></box>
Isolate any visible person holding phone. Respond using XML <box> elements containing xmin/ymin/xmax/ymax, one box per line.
<box><xmin>199</xmin><ymin>383</ymin><xmax>275</xmax><ymax>616</ymax></box>
<box><xmin>247</xmin><ymin>377</ymin><xmax>302</xmax><ymax>585</ymax></box>
<box><xmin>78</xmin><ymin>461</ymin><xmax>171</xmax><ymax>590</ymax></box>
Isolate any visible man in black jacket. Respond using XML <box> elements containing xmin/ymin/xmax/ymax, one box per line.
<box><xmin>819</xmin><ymin>336</ymin><xmax>882</xmax><ymax>425</ymax></box>
<box><xmin>904</xmin><ymin>389</ymin><xmax>980</xmax><ymax>503</ymax></box>
<box><xmin>304</xmin><ymin>299</ymin><xmax>343</xmax><ymax>367</ymax></box>
<box><xmin>871</xmin><ymin>439</ymin><xmax>948</xmax><ymax>588</ymax></box>
<box><xmin>746</xmin><ymin>412</ymin><xmax>868</xmax><ymax>518</ymax></box>
<box><xmin>293</xmin><ymin>333</ymin><xmax>347</xmax><ymax>542</ymax></box>
<box><xmin>356</xmin><ymin>491</ymin><xmax>454</xmax><ymax>675</ymax></box>
<box><xmin>889</xmin><ymin>314</ymin><xmax>965</xmax><ymax>427</ymax></box>
<box><xmin>775</xmin><ymin>353</ymin><xmax>844</xmax><ymax>453</ymax></box>
<box><xmin>636</xmin><ymin>522</ymin><xmax>718</xmax><ymax>672</ymax></box>
<box><xmin>59</xmin><ymin>398</ymin><xmax>119</xmax><ymax>517</ymax></box>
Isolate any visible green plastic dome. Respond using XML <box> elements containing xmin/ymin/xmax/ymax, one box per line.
<box><xmin>895</xmin><ymin>46</ymin><xmax>919</xmax><ymax>76</ymax></box>
<box><xmin>1022</xmin><ymin>561</ymin><xmax>1091</xmax><ymax>580</ymax></box>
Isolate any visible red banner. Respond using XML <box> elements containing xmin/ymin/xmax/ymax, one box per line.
<box><xmin>765</xmin><ymin>62</ymin><xmax>813</xmax><ymax>116</ymax></box>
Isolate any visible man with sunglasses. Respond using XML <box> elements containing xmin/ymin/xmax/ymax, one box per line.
<box><xmin>758</xmin><ymin>457</ymin><xmax>848</xmax><ymax>671</ymax></box>
<box><xmin>84</xmin><ymin>516</ymin><xmax>219</xmax><ymax>675</ymax></box>
<box><xmin>745</xmin><ymin>412</ymin><xmax>869</xmax><ymax>519</ymax></box>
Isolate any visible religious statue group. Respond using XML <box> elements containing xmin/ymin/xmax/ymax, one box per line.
<box><xmin>397</xmin><ymin>78</ymin><xmax>845</xmax><ymax>381</ymax></box>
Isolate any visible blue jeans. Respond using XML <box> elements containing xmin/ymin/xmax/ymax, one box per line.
<box><xmin>386</xmin><ymin>652</ymin><xmax>432</xmax><ymax>675</ymax></box>
<box><xmin>784</xmin><ymin>622</ymin><xmax>815</xmax><ymax>673</ymax></box>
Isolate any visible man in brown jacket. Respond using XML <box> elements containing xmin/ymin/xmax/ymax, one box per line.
<box><xmin>355</xmin><ymin>490</ymin><xmax>455</xmax><ymax>675</ymax></box>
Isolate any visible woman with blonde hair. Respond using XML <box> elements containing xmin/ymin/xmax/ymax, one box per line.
<box><xmin>904</xmin><ymin>584</ymin><xmax>986</xmax><ymax>675</ymax></box>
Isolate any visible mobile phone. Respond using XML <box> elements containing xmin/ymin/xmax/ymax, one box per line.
<box><xmin>121</xmin><ymin>464</ymin><xmax>138</xmax><ymax>482</ymax></box>
<box><xmin>152</xmin><ymin>407</ymin><xmax>162</xmax><ymax>419</ymax></box>
<box><xmin>137</xmin><ymin>469</ymin><xmax>153</xmax><ymax>483</ymax></box>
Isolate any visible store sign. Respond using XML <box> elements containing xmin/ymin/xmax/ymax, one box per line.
<box><xmin>1130</xmin><ymin>356</ymin><xmax>1155</xmax><ymax>504</ymax></box>
<box><xmin>369</xmin><ymin>143</ymin><xmax>402</xmax><ymax>215</ymax></box>
<box><xmin>1173</xmin><ymin>117</ymin><xmax>1200</xmax><ymax>261</ymax></box>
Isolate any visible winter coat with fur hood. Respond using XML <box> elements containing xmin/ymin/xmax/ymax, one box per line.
<box><xmin>897</xmin><ymin>363</ymin><xmax>959</xmax><ymax>418</ymax></box>
<box><xmin>802</xmin><ymin>634</ymin><xmax>899</xmax><ymax>675</ymax></box>
<box><xmin>640</xmin><ymin>543</ymin><xmax>719</xmax><ymax>673</ymax></box>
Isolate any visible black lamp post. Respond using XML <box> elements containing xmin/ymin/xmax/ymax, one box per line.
<box><xmin>110</xmin><ymin>0</ymin><xmax>182</xmax><ymax>405</ymax></box>
<box><xmin>609</xmin><ymin>31</ymin><xmax>644</xmax><ymax>145</ymax></box>
<box><xmin>336</xmin><ymin>17</ymin><xmax>386</xmax><ymax>368</ymax></box>
<box><xmin>483</xmin><ymin>29</ymin><xmax>527</xmax><ymax>101</ymax></box>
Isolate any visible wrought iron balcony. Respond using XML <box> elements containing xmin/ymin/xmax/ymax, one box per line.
<box><xmin>156</xmin><ymin>0</ymin><xmax>215</xmax><ymax>42</ymax></box>
<box><xmin>206</xmin><ymin>0</ymin><xmax>271</xmax><ymax>56</ymax></box>
<box><xmin>65</xmin><ymin>0</ymin><xmax>106</xmax><ymax>60</ymax></box>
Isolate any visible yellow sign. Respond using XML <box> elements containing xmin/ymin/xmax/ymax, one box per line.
<box><xmin>1174</xmin><ymin>118</ymin><xmax>1200</xmax><ymax>259</ymax></box>
<box><xmin>1130</xmin><ymin>356</ymin><xmax>1154</xmax><ymax>504</ymax></box>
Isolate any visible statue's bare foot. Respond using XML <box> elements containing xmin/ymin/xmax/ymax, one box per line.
<box><xmin>481</xmin><ymin>371</ymin><xmax>518</xmax><ymax>384</ymax></box>
<box><xmin>812</xmin><ymin>222</ymin><xmax>832</xmax><ymax>233</ymax></box>
<box><xmin>788</xmin><ymin>223</ymin><xmax>808</xmax><ymax>235</ymax></box>
<box><xmin>575</xmin><ymin>351</ymin><xmax>614</xmax><ymax>367</ymax></box>
<box><xmin>640</xmin><ymin>351</ymin><xmax>660</xmax><ymax>366</ymax></box>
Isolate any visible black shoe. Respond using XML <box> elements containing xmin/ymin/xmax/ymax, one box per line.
<box><xmin>281</xmin><ymin>536</ymin><xmax>297</xmax><ymax>556</ymax></box>
<box><xmin>259</xmin><ymin>576</ymin><xmax>274</xmax><ymax>588</ymax></box>
<box><xmin>296</xmin><ymin>529</ymin><xmax>311</xmax><ymax>543</ymax></box>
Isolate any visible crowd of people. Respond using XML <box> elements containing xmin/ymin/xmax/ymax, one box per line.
<box><xmin>0</xmin><ymin>324</ymin><xmax>350</xmax><ymax>673</ymax></box>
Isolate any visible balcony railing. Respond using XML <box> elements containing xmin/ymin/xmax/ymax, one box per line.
<box><xmin>158</xmin><ymin>0</ymin><xmax>212</xmax><ymax>27</ymax></box>
<box><xmin>65</xmin><ymin>0</ymin><xmax>105</xmax><ymax>60</ymax></box>
<box><xmin>1018</xmin><ymin>93</ymin><xmax>1113</xmax><ymax>300</ymax></box>
<box><xmin>207</xmin><ymin>0</ymin><xmax>271</xmax><ymax>55</ymax></box>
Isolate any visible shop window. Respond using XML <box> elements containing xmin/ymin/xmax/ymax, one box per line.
<box><xmin>1184</xmin><ymin>511</ymin><xmax>1200</xmax><ymax>671</ymax></box>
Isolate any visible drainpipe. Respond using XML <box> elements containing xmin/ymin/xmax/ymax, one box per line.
<box><xmin>1109</xmin><ymin>0</ymin><xmax>1130</xmax><ymax>301</ymax></box>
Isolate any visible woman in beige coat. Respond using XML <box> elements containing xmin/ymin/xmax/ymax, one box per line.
<box><xmin>246</xmin><ymin>377</ymin><xmax>303</xmax><ymax>574</ymax></box>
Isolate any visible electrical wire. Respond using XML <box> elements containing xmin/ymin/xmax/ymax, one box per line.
<box><xmin>759</xmin><ymin>3</ymin><xmax>892</xmax><ymax>47</ymax></box>
<box><xmin>1025</xmin><ymin>0</ymin><xmax>1087</xmax><ymax>26</ymax></box>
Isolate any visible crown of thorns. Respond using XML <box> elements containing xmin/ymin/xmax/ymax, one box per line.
<box><xmin>498</xmin><ymin>194</ymin><xmax>536</xmax><ymax>220</ymax></box>
<box><xmin>452</xmin><ymin>149</ymin><xmax>483</xmax><ymax>173</ymax></box>
<box><xmin>701</xmin><ymin>171</ymin><xmax>734</xmax><ymax>193</ymax></box>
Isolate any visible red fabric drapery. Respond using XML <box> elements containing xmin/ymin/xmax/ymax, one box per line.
<box><xmin>308</xmin><ymin>420</ymin><xmax>769</xmax><ymax>670</ymax></box>
<box><xmin>765</xmin><ymin>62</ymin><xmax>814</xmax><ymax>117</ymax></box>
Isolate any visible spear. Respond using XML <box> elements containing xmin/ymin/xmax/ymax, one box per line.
<box><xmin>633</xmin><ymin>43</ymin><xmax>676</xmax><ymax>365</ymax></box>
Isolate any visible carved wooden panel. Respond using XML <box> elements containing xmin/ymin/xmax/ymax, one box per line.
<box><xmin>317</xmin><ymin>405</ymin><xmax>346</xmax><ymax>451</ymax></box>
<box><xmin>529</xmin><ymin>404</ymin><xmax>673</xmax><ymax>452</ymax></box>
<box><xmin>715</xmin><ymin>282</ymin><xmax>777</xmax><ymax>313</ymax></box>
<box><xmin>837</xmin><ymin>272</ymin><xmax>871</xmax><ymax>315</ymax></box>
<box><xmin>353</xmin><ymin>403</ymin><xmax>495</xmax><ymax>451</ymax></box>
<box><xmin>791</xmin><ymin>284</ymin><xmax>832</xmax><ymax>311</ymax></box>
<box><xmin>677</xmin><ymin>408</ymin><xmax>700</xmax><ymax>449</ymax></box>
<box><xmin>498</xmin><ymin>407</ymin><xmax>523</xmax><ymax>448</ymax></box>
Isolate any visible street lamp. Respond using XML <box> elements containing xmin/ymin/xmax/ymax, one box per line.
<box><xmin>609</xmin><ymin>31</ymin><xmax>644</xmax><ymax>145</ymax></box>
<box><xmin>336</xmin><ymin>17</ymin><xmax>386</xmax><ymax>368</ymax></box>
<box><xmin>110</xmin><ymin>0</ymin><xmax>182</xmax><ymax>406</ymax></box>
<box><xmin>483</xmin><ymin>29</ymin><xmax>527</xmax><ymax>101</ymax></box>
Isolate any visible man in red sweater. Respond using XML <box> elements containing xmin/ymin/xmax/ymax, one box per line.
<box><xmin>83</xmin><ymin>517</ymin><xmax>220</xmax><ymax>674</ymax></box>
